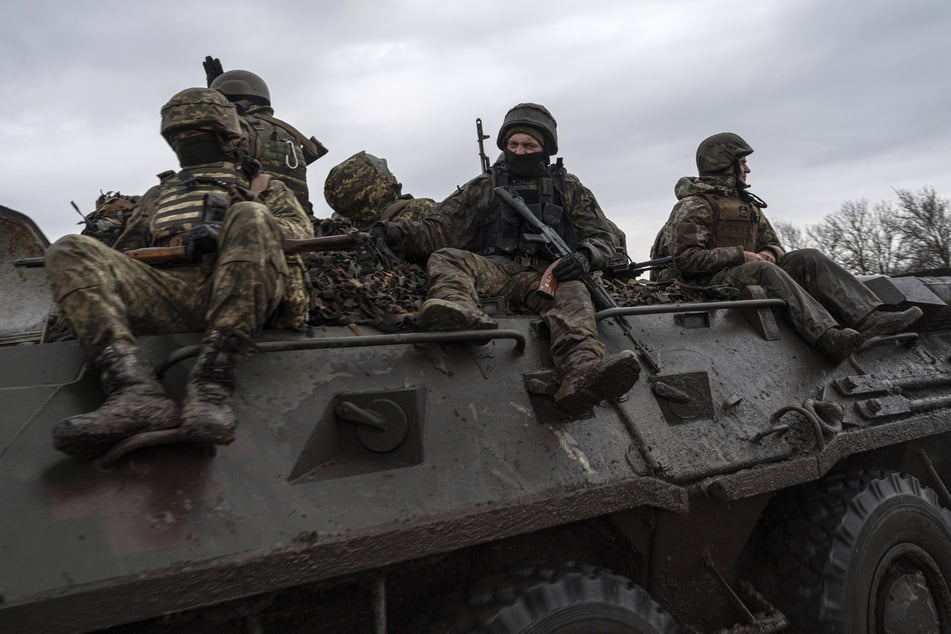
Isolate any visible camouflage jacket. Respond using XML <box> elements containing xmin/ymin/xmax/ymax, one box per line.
<box><xmin>662</xmin><ymin>175</ymin><xmax>784</xmax><ymax>279</ymax></box>
<box><xmin>113</xmin><ymin>167</ymin><xmax>313</xmax><ymax>327</ymax></box>
<box><xmin>387</xmin><ymin>171</ymin><xmax>618</xmax><ymax>269</ymax></box>
<box><xmin>114</xmin><ymin>167</ymin><xmax>312</xmax><ymax>251</ymax></box>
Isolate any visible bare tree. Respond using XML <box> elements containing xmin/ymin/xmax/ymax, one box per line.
<box><xmin>771</xmin><ymin>219</ymin><xmax>810</xmax><ymax>251</ymax></box>
<box><xmin>893</xmin><ymin>186</ymin><xmax>951</xmax><ymax>271</ymax></box>
<box><xmin>806</xmin><ymin>199</ymin><xmax>905</xmax><ymax>275</ymax></box>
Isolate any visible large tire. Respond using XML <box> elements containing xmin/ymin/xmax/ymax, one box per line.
<box><xmin>432</xmin><ymin>561</ymin><xmax>677</xmax><ymax>633</ymax></box>
<box><xmin>765</xmin><ymin>470</ymin><xmax>951</xmax><ymax>633</ymax></box>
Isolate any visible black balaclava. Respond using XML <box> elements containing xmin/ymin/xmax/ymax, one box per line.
<box><xmin>172</xmin><ymin>132</ymin><xmax>229</xmax><ymax>167</ymax></box>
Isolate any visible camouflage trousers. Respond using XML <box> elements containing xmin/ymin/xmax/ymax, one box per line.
<box><xmin>705</xmin><ymin>248</ymin><xmax>882</xmax><ymax>343</ymax></box>
<box><xmin>426</xmin><ymin>248</ymin><xmax>604</xmax><ymax>371</ymax></box>
<box><xmin>46</xmin><ymin>202</ymin><xmax>305</xmax><ymax>352</ymax></box>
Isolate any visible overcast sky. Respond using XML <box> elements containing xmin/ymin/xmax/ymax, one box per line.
<box><xmin>2</xmin><ymin>0</ymin><xmax>950</xmax><ymax>260</ymax></box>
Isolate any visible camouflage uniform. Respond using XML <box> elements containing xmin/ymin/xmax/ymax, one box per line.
<box><xmin>44</xmin><ymin>87</ymin><xmax>313</xmax><ymax>460</ymax></box>
<box><xmin>385</xmin><ymin>169</ymin><xmax>617</xmax><ymax>380</ymax></box>
<box><xmin>48</xmin><ymin>169</ymin><xmax>312</xmax><ymax>352</ymax></box>
<box><xmin>210</xmin><ymin>69</ymin><xmax>326</xmax><ymax>214</ymax></box>
<box><xmin>655</xmin><ymin>133</ymin><xmax>922</xmax><ymax>358</ymax></box>
<box><xmin>660</xmin><ymin>173</ymin><xmax>883</xmax><ymax>343</ymax></box>
<box><xmin>324</xmin><ymin>151</ymin><xmax>436</xmax><ymax>230</ymax></box>
<box><xmin>378</xmin><ymin>103</ymin><xmax>639</xmax><ymax>414</ymax></box>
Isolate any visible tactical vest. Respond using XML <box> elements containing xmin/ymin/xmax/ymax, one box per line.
<box><xmin>707</xmin><ymin>194</ymin><xmax>762</xmax><ymax>251</ymax></box>
<box><xmin>650</xmin><ymin>193</ymin><xmax>763</xmax><ymax>282</ymax></box>
<box><xmin>246</xmin><ymin>115</ymin><xmax>310</xmax><ymax>210</ymax></box>
<box><xmin>149</xmin><ymin>164</ymin><xmax>242</xmax><ymax>246</ymax></box>
<box><xmin>480</xmin><ymin>162</ymin><xmax>577</xmax><ymax>259</ymax></box>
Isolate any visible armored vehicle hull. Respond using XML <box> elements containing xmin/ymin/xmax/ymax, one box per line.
<box><xmin>3</xmin><ymin>207</ymin><xmax>951</xmax><ymax>633</ymax></box>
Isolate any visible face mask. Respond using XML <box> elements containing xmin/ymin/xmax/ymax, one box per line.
<box><xmin>172</xmin><ymin>133</ymin><xmax>228</xmax><ymax>167</ymax></box>
<box><xmin>504</xmin><ymin>150</ymin><xmax>550</xmax><ymax>177</ymax></box>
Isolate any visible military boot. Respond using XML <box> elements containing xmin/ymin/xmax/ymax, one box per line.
<box><xmin>856</xmin><ymin>306</ymin><xmax>923</xmax><ymax>339</ymax></box>
<box><xmin>52</xmin><ymin>342</ymin><xmax>179</xmax><ymax>459</ymax></box>
<box><xmin>554</xmin><ymin>350</ymin><xmax>641</xmax><ymax>415</ymax></box>
<box><xmin>418</xmin><ymin>298</ymin><xmax>498</xmax><ymax>331</ymax></box>
<box><xmin>179</xmin><ymin>328</ymin><xmax>253</xmax><ymax>445</ymax></box>
<box><xmin>815</xmin><ymin>327</ymin><xmax>864</xmax><ymax>364</ymax></box>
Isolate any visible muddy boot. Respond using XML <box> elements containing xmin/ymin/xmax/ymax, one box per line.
<box><xmin>815</xmin><ymin>327</ymin><xmax>863</xmax><ymax>364</ymax></box>
<box><xmin>179</xmin><ymin>328</ymin><xmax>253</xmax><ymax>445</ymax></box>
<box><xmin>418</xmin><ymin>298</ymin><xmax>498</xmax><ymax>331</ymax></box>
<box><xmin>856</xmin><ymin>306</ymin><xmax>923</xmax><ymax>339</ymax></box>
<box><xmin>554</xmin><ymin>350</ymin><xmax>641</xmax><ymax>415</ymax></box>
<box><xmin>52</xmin><ymin>342</ymin><xmax>179</xmax><ymax>459</ymax></box>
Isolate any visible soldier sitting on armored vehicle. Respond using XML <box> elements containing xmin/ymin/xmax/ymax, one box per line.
<box><xmin>43</xmin><ymin>87</ymin><xmax>313</xmax><ymax>460</ymax></box>
<box><xmin>371</xmin><ymin>102</ymin><xmax>640</xmax><ymax>414</ymax></box>
<box><xmin>323</xmin><ymin>150</ymin><xmax>436</xmax><ymax>230</ymax></box>
<box><xmin>205</xmin><ymin>57</ymin><xmax>327</xmax><ymax>214</ymax></box>
<box><xmin>652</xmin><ymin>132</ymin><xmax>922</xmax><ymax>362</ymax></box>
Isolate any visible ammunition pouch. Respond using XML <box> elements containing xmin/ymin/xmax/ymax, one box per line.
<box><xmin>184</xmin><ymin>192</ymin><xmax>230</xmax><ymax>261</ymax></box>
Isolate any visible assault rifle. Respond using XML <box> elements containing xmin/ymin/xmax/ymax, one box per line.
<box><xmin>14</xmin><ymin>232</ymin><xmax>375</xmax><ymax>268</ymax></box>
<box><xmin>602</xmin><ymin>256</ymin><xmax>673</xmax><ymax>280</ymax></box>
<box><xmin>476</xmin><ymin>118</ymin><xmax>491</xmax><ymax>173</ymax></box>
<box><xmin>494</xmin><ymin>187</ymin><xmax>660</xmax><ymax>373</ymax></box>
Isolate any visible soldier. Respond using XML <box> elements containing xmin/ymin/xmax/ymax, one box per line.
<box><xmin>373</xmin><ymin>103</ymin><xmax>640</xmax><ymax>414</ymax></box>
<box><xmin>652</xmin><ymin>132</ymin><xmax>921</xmax><ymax>362</ymax></box>
<box><xmin>44</xmin><ymin>87</ymin><xmax>314</xmax><ymax>459</ymax></box>
<box><xmin>324</xmin><ymin>150</ymin><xmax>436</xmax><ymax>230</ymax></box>
<box><xmin>205</xmin><ymin>58</ymin><xmax>327</xmax><ymax>213</ymax></box>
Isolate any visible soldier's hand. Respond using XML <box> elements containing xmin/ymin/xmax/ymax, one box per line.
<box><xmin>370</xmin><ymin>222</ymin><xmax>394</xmax><ymax>249</ymax></box>
<box><xmin>552</xmin><ymin>250</ymin><xmax>591</xmax><ymax>282</ymax></box>
<box><xmin>184</xmin><ymin>222</ymin><xmax>222</xmax><ymax>261</ymax></box>
<box><xmin>743</xmin><ymin>251</ymin><xmax>765</xmax><ymax>263</ymax></box>
<box><xmin>203</xmin><ymin>56</ymin><xmax>224</xmax><ymax>87</ymax></box>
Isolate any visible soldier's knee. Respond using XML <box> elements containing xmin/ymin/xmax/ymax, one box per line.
<box><xmin>739</xmin><ymin>260</ymin><xmax>792</xmax><ymax>285</ymax></box>
<box><xmin>428</xmin><ymin>247</ymin><xmax>468</xmax><ymax>267</ymax></box>
<box><xmin>743</xmin><ymin>261</ymin><xmax>775</xmax><ymax>274</ymax></box>
<box><xmin>46</xmin><ymin>234</ymin><xmax>106</xmax><ymax>270</ymax></box>
<box><xmin>784</xmin><ymin>248</ymin><xmax>827</xmax><ymax>265</ymax></box>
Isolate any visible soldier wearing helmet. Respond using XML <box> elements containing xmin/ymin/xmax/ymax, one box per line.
<box><xmin>43</xmin><ymin>87</ymin><xmax>314</xmax><ymax>460</ymax></box>
<box><xmin>206</xmin><ymin>58</ymin><xmax>327</xmax><ymax>214</ymax></box>
<box><xmin>323</xmin><ymin>151</ymin><xmax>436</xmax><ymax>230</ymax></box>
<box><xmin>372</xmin><ymin>103</ymin><xmax>639</xmax><ymax>415</ymax></box>
<box><xmin>652</xmin><ymin>132</ymin><xmax>921</xmax><ymax>363</ymax></box>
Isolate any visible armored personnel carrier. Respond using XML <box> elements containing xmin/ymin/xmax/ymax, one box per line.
<box><xmin>3</xmin><ymin>204</ymin><xmax>951</xmax><ymax>633</ymax></box>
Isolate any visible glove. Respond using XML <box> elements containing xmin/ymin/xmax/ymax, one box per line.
<box><xmin>183</xmin><ymin>222</ymin><xmax>222</xmax><ymax>261</ymax></box>
<box><xmin>203</xmin><ymin>56</ymin><xmax>224</xmax><ymax>87</ymax></box>
<box><xmin>551</xmin><ymin>250</ymin><xmax>591</xmax><ymax>282</ymax></box>
<box><xmin>369</xmin><ymin>222</ymin><xmax>395</xmax><ymax>250</ymax></box>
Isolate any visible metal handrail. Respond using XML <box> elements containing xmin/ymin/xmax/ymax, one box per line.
<box><xmin>595</xmin><ymin>298</ymin><xmax>787</xmax><ymax>322</ymax></box>
<box><xmin>156</xmin><ymin>328</ymin><xmax>526</xmax><ymax>377</ymax></box>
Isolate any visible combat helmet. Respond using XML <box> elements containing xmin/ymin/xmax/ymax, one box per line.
<box><xmin>696</xmin><ymin>132</ymin><xmax>753</xmax><ymax>175</ymax></box>
<box><xmin>160</xmin><ymin>87</ymin><xmax>244</xmax><ymax>143</ymax></box>
<box><xmin>324</xmin><ymin>151</ymin><xmax>402</xmax><ymax>227</ymax></box>
<box><xmin>497</xmin><ymin>103</ymin><xmax>558</xmax><ymax>154</ymax></box>
<box><xmin>210</xmin><ymin>69</ymin><xmax>271</xmax><ymax>106</ymax></box>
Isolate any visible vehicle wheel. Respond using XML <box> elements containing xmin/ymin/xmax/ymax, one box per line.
<box><xmin>766</xmin><ymin>470</ymin><xmax>951</xmax><ymax>633</ymax></box>
<box><xmin>431</xmin><ymin>561</ymin><xmax>677</xmax><ymax>633</ymax></box>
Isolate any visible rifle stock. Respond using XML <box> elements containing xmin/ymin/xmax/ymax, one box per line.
<box><xmin>126</xmin><ymin>246</ymin><xmax>188</xmax><ymax>265</ymax></box>
<box><xmin>282</xmin><ymin>232</ymin><xmax>369</xmax><ymax>255</ymax></box>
